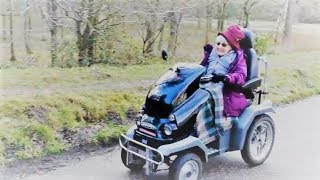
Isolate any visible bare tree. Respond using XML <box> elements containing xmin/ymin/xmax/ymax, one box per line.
<box><xmin>167</xmin><ymin>1</ymin><xmax>184</xmax><ymax>56</ymax></box>
<box><xmin>0</xmin><ymin>1</ymin><xmax>8</xmax><ymax>41</ymax></box>
<box><xmin>157</xmin><ymin>24</ymin><xmax>165</xmax><ymax>51</ymax></box>
<box><xmin>9</xmin><ymin>0</ymin><xmax>16</xmax><ymax>62</ymax></box>
<box><xmin>24</xmin><ymin>0</ymin><xmax>32</xmax><ymax>54</ymax></box>
<box><xmin>274</xmin><ymin>0</ymin><xmax>288</xmax><ymax>43</ymax></box>
<box><xmin>56</xmin><ymin>0</ymin><xmax>122</xmax><ymax>66</ymax></box>
<box><xmin>205</xmin><ymin>0</ymin><xmax>213</xmax><ymax>43</ymax></box>
<box><xmin>216</xmin><ymin>0</ymin><xmax>229</xmax><ymax>32</ymax></box>
<box><xmin>132</xmin><ymin>0</ymin><xmax>167</xmax><ymax>57</ymax></box>
<box><xmin>47</xmin><ymin>0</ymin><xmax>58</xmax><ymax>67</ymax></box>
<box><xmin>282</xmin><ymin>0</ymin><xmax>297</xmax><ymax>48</ymax></box>
<box><xmin>133</xmin><ymin>0</ymin><xmax>195</xmax><ymax>57</ymax></box>
<box><xmin>59</xmin><ymin>8</ymin><xmax>64</xmax><ymax>38</ymax></box>
<box><xmin>2</xmin><ymin>14</ymin><xmax>7</xmax><ymax>40</ymax></box>
<box><xmin>241</xmin><ymin>0</ymin><xmax>259</xmax><ymax>28</ymax></box>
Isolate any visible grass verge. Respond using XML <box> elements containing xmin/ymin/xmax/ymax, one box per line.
<box><xmin>0</xmin><ymin>60</ymin><xmax>172</xmax><ymax>89</ymax></box>
<box><xmin>267</xmin><ymin>51</ymin><xmax>320</xmax><ymax>104</ymax></box>
<box><xmin>0</xmin><ymin>90</ymin><xmax>145</xmax><ymax>165</ymax></box>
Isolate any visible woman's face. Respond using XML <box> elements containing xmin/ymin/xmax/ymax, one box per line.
<box><xmin>215</xmin><ymin>35</ymin><xmax>232</xmax><ymax>56</ymax></box>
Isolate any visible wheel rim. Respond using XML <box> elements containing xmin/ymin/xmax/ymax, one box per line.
<box><xmin>179</xmin><ymin>160</ymin><xmax>200</xmax><ymax>180</ymax></box>
<box><xmin>249</xmin><ymin>120</ymin><xmax>274</xmax><ymax>161</ymax></box>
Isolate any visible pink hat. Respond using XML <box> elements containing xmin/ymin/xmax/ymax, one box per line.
<box><xmin>218</xmin><ymin>25</ymin><xmax>245</xmax><ymax>50</ymax></box>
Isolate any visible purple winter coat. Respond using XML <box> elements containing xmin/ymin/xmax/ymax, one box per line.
<box><xmin>201</xmin><ymin>46</ymin><xmax>249</xmax><ymax>117</ymax></box>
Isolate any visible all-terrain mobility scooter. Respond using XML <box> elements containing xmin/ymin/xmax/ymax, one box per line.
<box><xmin>119</xmin><ymin>29</ymin><xmax>275</xmax><ymax>180</ymax></box>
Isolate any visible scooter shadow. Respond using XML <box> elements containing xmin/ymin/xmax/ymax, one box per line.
<box><xmin>125</xmin><ymin>154</ymin><xmax>257</xmax><ymax>180</ymax></box>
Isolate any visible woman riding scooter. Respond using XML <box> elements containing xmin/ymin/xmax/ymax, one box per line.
<box><xmin>120</xmin><ymin>25</ymin><xmax>275</xmax><ymax>179</ymax></box>
<box><xmin>197</xmin><ymin>25</ymin><xmax>250</xmax><ymax>144</ymax></box>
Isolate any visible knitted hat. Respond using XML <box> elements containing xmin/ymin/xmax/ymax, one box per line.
<box><xmin>218</xmin><ymin>25</ymin><xmax>245</xmax><ymax>50</ymax></box>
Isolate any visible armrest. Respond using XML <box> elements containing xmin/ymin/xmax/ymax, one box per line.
<box><xmin>242</xmin><ymin>77</ymin><xmax>262</xmax><ymax>89</ymax></box>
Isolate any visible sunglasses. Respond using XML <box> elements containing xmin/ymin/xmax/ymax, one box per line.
<box><xmin>216</xmin><ymin>42</ymin><xmax>229</xmax><ymax>47</ymax></box>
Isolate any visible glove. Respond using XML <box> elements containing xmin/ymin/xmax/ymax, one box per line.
<box><xmin>200</xmin><ymin>44</ymin><xmax>213</xmax><ymax>66</ymax></box>
<box><xmin>212</xmin><ymin>74</ymin><xmax>228</xmax><ymax>83</ymax></box>
<box><xmin>203</xmin><ymin>44</ymin><xmax>213</xmax><ymax>54</ymax></box>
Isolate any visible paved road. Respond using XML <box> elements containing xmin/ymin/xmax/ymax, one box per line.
<box><xmin>8</xmin><ymin>96</ymin><xmax>320</xmax><ymax>180</ymax></box>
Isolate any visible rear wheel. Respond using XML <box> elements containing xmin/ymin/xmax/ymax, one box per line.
<box><xmin>169</xmin><ymin>153</ymin><xmax>203</xmax><ymax>180</ymax></box>
<box><xmin>241</xmin><ymin>114</ymin><xmax>275</xmax><ymax>166</ymax></box>
<box><xmin>121</xmin><ymin>148</ymin><xmax>145</xmax><ymax>171</ymax></box>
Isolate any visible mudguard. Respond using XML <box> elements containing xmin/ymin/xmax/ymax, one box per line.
<box><xmin>157</xmin><ymin>136</ymin><xmax>211</xmax><ymax>162</ymax></box>
<box><xmin>230</xmin><ymin>100</ymin><xmax>275</xmax><ymax>150</ymax></box>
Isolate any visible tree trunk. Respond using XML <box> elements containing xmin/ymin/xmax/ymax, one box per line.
<box><xmin>205</xmin><ymin>0</ymin><xmax>211</xmax><ymax>43</ymax></box>
<box><xmin>87</xmin><ymin>0</ymin><xmax>97</xmax><ymax>66</ymax></box>
<box><xmin>207</xmin><ymin>5</ymin><xmax>212</xmax><ymax>31</ymax></box>
<box><xmin>217</xmin><ymin>0</ymin><xmax>228</xmax><ymax>32</ymax></box>
<box><xmin>49</xmin><ymin>0</ymin><xmax>58</xmax><ymax>67</ymax></box>
<box><xmin>242</xmin><ymin>0</ymin><xmax>249</xmax><ymax>27</ymax></box>
<box><xmin>173</xmin><ymin>13</ymin><xmax>182</xmax><ymax>55</ymax></box>
<box><xmin>59</xmin><ymin>9</ymin><xmax>64</xmax><ymax>38</ymax></box>
<box><xmin>24</xmin><ymin>0</ymin><xmax>32</xmax><ymax>54</ymax></box>
<box><xmin>157</xmin><ymin>25</ymin><xmax>164</xmax><ymax>50</ymax></box>
<box><xmin>142</xmin><ymin>13</ymin><xmax>160</xmax><ymax>57</ymax></box>
<box><xmin>87</xmin><ymin>32</ymin><xmax>95</xmax><ymax>65</ymax></box>
<box><xmin>143</xmin><ymin>20</ymin><xmax>155</xmax><ymax>56</ymax></box>
<box><xmin>274</xmin><ymin>0</ymin><xmax>288</xmax><ymax>43</ymax></box>
<box><xmin>9</xmin><ymin>0</ymin><xmax>16</xmax><ymax>62</ymax></box>
<box><xmin>28</xmin><ymin>13</ymin><xmax>32</xmax><ymax>30</ymax></box>
<box><xmin>274</xmin><ymin>11</ymin><xmax>284</xmax><ymax>43</ymax></box>
<box><xmin>217</xmin><ymin>4</ymin><xmax>223</xmax><ymax>31</ymax></box>
<box><xmin>167</xmin><ymin>1</ymin><xmax>183</xmax><ymax>56</ymax></box>
<box><xmin>2</xmin><ymin>14</ymin><xmax>6</xmax><ymax>40</ymax></box>
<box><xmin>167</xmin><ymin>11</ymin><xmax>177</xmax><ymax>55</ymax></box>
<box><xmin>282</xmin><ymin>0</ymin><xmax>295</xmax><ymax>48</ymax></box>
<box><xmin>242</xmin><ymin>0</ymin><xmax>259</xmax><ymax>28</ymax></box>
<box><xmin>77</xmin><ymin>22</ymin><xmax>90</xmax><ymax>66</ymax></box>
<box><xmin>88</xmin><ymin>27</ymin><xmax>97</xmax><ymax>66</ymax></box>
<box><xmin>244</xmin><ymin>11</ymin><xmax>249</xmax><ymax>28</ymax></box>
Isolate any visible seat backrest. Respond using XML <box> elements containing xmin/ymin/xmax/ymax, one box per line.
<box><xmin>239</xmin><ymin>29</ymin><xmax>259</xmax><ymax>81</ymax></box>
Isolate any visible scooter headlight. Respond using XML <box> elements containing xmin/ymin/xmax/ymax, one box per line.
<box><xmin>168</xmin><ymin>114</ymin><xmax>176</xmax><ymax>122</ymax></box>
<box><xmin>136</xmin><ymin>113</ymin><xmax>142</xmax><ymax>126</ymax></box>
<box><xmin>136</xmin><ymin>119</ymin><xmax>141</xmax><ymax>126</ymax></box>
<box><xmin>164</xmin><ymin>124</ymin><xmax>173</xmax><ymax>135</ymax></box>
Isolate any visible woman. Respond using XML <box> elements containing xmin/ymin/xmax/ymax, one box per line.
<box><xmin>197</xmin><ymin>25</ymin><xmax>249</xmax><ymax>144</ymax></box>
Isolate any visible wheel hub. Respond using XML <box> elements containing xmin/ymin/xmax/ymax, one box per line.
<box><xmin>250</xmin><ymin>121</ymin><xmax>273</xmax><ymax>160</ymax></box>
<box><xmin>179</xmin><ymin>160</ymin><xmax>199</xmax><ymax>180</ymax></box>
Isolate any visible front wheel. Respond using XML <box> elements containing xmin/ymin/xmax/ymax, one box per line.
<box><xmin>169</xmin><ymin>153</ymin><xmax>203</xmax><ymax>180</ymax></box>
<box><xmin>241</xmin><ymin>114</ymin><xmax>275</xmax><ymax>166</ymax></box>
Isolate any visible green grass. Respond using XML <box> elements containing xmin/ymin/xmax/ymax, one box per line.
<box><xmin>44</xmin><ymin>140</ymin><xmax>65</xmax><ymax>155</ymax></box>
<box><xmin>0</xmin><ymin>90</ymin><xmax>145</xmax><ymax>164</ymax></box>
<box><xmin>95</xmin><ymin>125</ymin><xmax>128</xmax><ymax>145</ymax></box>
<box><xmin>267</xmin><ymin>51</ymin><xmax>320</xmax><ymax>104</ymax></box>
<box><xmin>0</xmin><ymin>61</ymin><xmax>172</xmax><ymax>89</ymax></box>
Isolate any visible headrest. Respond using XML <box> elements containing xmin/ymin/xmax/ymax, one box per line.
<box><xmin>239</xmin><ymin>28</ymin><xmax>254</xmax><ymax>49</ymax></box>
